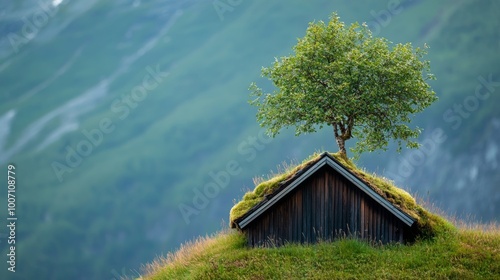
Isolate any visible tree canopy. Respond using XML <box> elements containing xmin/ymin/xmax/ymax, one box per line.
<box><xmin>250</xmin><ymin>13</ymin><xmax>437</xmax><ymax>157</ymax></box>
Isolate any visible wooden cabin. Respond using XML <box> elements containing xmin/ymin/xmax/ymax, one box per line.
<box><xmin>233</xmin><ymin>153</ymin><xmax>416</xmax><ymax>247</ymax></box>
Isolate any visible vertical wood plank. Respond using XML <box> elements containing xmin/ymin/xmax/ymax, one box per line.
<box><xmin>360</xmin><ymin>196</ymin><xmax>365</xmax><ymax>238</ymax></box>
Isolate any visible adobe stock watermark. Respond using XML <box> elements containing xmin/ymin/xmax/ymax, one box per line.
<box><xmin>385</xmin><ymin>74</ymin><xmax>499</xmax><ymax>182</ymax></box>
<box><xmin>384</xmin><ymin>128</ymin><xmax>447</xmax><ymax>182</ymax></box>
<box><xmin>178</xmin><ymin>129</ymin><xmax>272</xmax><ymax>224</ymax></box>
<box><xmin>6</xmin><ymin>1</ymin><xmax>60</xmax><ymax>54</ymax></box>
<box><xmin>366</xmin><ymin>0</ymin><xmax>412</xmax><ymax>36</ymax></box>
<box><xmin>213</xmin><ymin>0</ymin><xmax>243</xmax><ymax>21</ymax></box>
<box><xmin>443</xmin><ymin>74</ymin><xmax>500</xmax><ymax>130</ymax></box>
<box><xmin>51</xmin><ymin>64</ymin><xmax>169</xmax><ymax>182</ymax></box>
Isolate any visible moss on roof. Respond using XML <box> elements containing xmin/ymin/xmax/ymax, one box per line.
<box><xmin>229</xmin><ymin>152</ymin><xmax>454</xmax><ymax>240</ymax></box>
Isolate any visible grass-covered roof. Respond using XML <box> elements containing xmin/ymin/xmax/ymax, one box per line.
<box><xmin>229</xmin><ymin>152</ymin><xmax>454</xmax><ymax>239</ymax></box>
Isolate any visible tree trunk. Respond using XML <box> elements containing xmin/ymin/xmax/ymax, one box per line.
<box><xmin>335</xmin><ymin>136</ymin><xmax>347</xmax><ymax>156</ymax></box>
<box><xmin>333</xmin><ymin>123</ymin><xmax>347</xmax><ymax>156</ymax></box>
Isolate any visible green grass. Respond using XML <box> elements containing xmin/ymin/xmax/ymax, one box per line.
<box><xmin>140</xmin><ymin>223</ymin><xmax>500</xmax><ymax>280</ymax></box>
<box><xmin>229</xmin><ymin>152</ymin><xmax>454</xmax><ymax>240</ymax></box>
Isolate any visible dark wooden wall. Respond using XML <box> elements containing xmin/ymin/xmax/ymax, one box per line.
<box><xmin>243</xmin><ymin>166</ymin><xmax>411</xmax><ymax>247</ymax></box>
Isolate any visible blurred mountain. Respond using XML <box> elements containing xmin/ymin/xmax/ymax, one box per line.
<box><xmin>0</xmin><ymin>0</ymin><xmax>498</xmax><ymax>279</ymax></box>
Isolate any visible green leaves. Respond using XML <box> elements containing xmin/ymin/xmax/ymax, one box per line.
<box><xmin>250</xmin><ymin>12</ymin><xmax>437</xmax><ymax>157</ymax></box>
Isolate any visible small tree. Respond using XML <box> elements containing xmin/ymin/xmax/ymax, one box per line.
<box><xmin>250</xmin><ymin>13</ymin><xmax>436</xmax><ymax>157</ymax></box>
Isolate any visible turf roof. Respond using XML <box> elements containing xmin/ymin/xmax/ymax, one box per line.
<box><xmin>229</xmin><ymin>152</ymin><xmax>454</xmax><ymax>239</ymax></box>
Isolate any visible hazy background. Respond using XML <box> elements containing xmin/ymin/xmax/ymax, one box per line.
<box><xmin>0</xmin><ymin>0</ymin><xmax>499</xmax><ymax>279</ymax></box>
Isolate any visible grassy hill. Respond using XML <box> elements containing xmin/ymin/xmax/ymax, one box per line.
<box><xmin>140</xmin><ymin>218</ymin><xmax>499</xmax><ymax>279</ymax></box>
<box><xmin>139</xmin><ymin>153</ymin><xmax>500</xmax><ymax>279</ymax></box>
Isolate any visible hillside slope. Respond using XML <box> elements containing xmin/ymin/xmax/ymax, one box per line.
<box><xmin>141</xmin><ymin>227</ymin><xmax>500</xmax><ymax>279</ymax></box>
